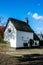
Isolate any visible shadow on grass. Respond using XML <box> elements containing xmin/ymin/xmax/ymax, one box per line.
<box><xmin>17</xmin><ymin>54</ymin><xmax>43</xmax><ymax>61</ymax></box>
<box><xmin>16</xmin><ymin>54</ymin><xmax>43</xmax><ymax>65</ymax></box>
<box><xmin>0</xmin><ymin>53</ymin><xmax>43</xmax><ymax>65</ymax></box>
<box><xmin>16</xmin><ymin>46</ymin><xmax>43</xmax><ymax>50</ymax></box>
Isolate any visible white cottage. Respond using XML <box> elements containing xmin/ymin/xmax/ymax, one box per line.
<box><xmin>4</xmin><ymin>18</ymin><xmax>39</xmax><ymax>48</ymax></box>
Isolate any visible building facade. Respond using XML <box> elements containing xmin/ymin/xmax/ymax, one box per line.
<box><xmin>4</xmin><ymin>18</ymin><xmax>39</xmax><ymax>48</ymax></box>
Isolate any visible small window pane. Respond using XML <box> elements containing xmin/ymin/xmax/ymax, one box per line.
<box><xmin>8</xmin><ymin>29</ymin><xmax>11</xmax><ymax>33</ymax></box>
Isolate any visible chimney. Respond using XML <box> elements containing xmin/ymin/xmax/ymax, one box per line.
<box><xmin>24</xmin><ymin>17</ymin><xmax>28</xmax><ymax>24</ymax></box>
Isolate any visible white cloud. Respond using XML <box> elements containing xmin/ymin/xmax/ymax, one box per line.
<box><xmin>27</xmin><ymin>12</ymin><xmax>43</xmax><ymax>20</ymax></box>
<box><xmin>27</xmin><ymin>12</ymin><xmax>32</xmax><ymax>15</ymax></box>
<box><xmin>32</xmin><ymin>13</ymin><xmax>43</xmax><ymax>20</ymax></box>
<box><xmin>27</xmin><ymin>12</ymin><xmax>31</xmax><ymax>15</ymax></box>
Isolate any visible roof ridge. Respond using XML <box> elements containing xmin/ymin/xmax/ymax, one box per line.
<box><xmin>8</xmin><ymin>17</ymin><xmax>24</xmax><ymax>23</ymax></box>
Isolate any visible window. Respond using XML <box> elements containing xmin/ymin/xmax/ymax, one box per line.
<box><xmin>23</xmin><ymin>43</ymin><xmax>28</xmax><ymax>47</ymax></box>
<box><xmin>35</xmin><ymin>42</ymin><xmax>37</xmax><ymax>45</ymax></box>
<box><xmin>8</xmin><ymin>28</ymin><xmax>11</xmax><ymax>33</ymax></box>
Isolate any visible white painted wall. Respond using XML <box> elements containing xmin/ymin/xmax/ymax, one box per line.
<box><xmin>16</xmin><ymin>31</ymin><xmax>33</xmax><ymax>48</ymax></box>
<box><xmin>4</xmin><ymin>21</ymin><xmax>17</xmax><ymax>47</ymax></box>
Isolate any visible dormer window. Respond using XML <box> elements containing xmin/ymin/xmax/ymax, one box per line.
<box><xmin>8</xmin><ymin>28</ymin><xmax>11</xmax><ymax>33</ymax></box>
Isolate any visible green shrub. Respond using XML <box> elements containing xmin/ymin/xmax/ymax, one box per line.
<box><xmin>0</xmin><ymin>36</ymin><xmax>7</xmax><ymax>43</ymax></box>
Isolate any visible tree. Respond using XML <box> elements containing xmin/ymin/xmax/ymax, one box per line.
<box><xmin>0</xmin><ymin>17</ymin><xmax>6</xmax><ymax>26</ymax></box>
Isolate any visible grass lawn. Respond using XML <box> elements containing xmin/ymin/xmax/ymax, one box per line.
<box><xmin>0</xmin><ymin>43</ymin><xmax>43</xmax><ymax>55</ymax></box>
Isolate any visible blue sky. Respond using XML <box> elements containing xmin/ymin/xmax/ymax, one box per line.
<box><xmin>0</xmin><ymin>0</ymin><xmax>43</xmax><ymax>34</ymax></box>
